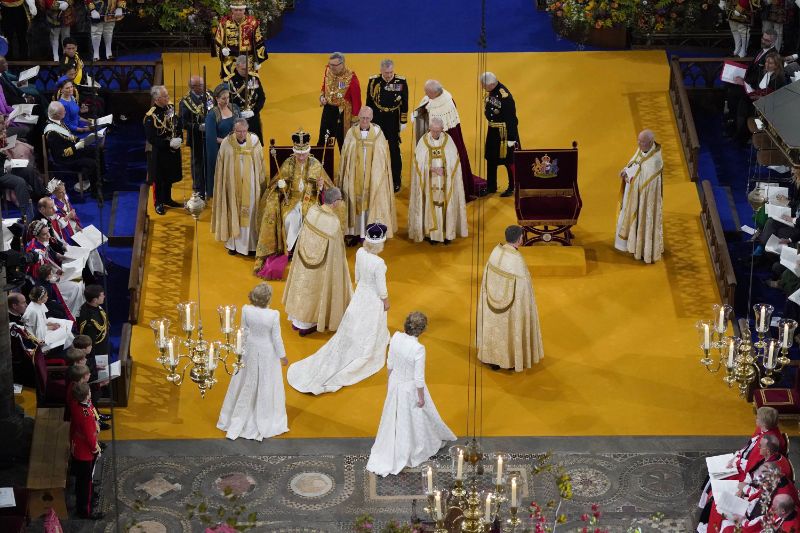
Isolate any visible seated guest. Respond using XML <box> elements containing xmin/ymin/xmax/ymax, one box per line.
<box><xmin>60</xmin><ymin>63</ymin><xmax>106</xmax><ymax>120</ymax></box>
<box><xmin>749</xmin><ymin>52</ymin><xmax>788</xmax><ymax>100</ymax></box>
<box><xmin>0</xmin><ymin>55</ymin><xmax>41</xmax><ymax>104</ymax></box>
<box><xmin>44</xmin><ymin>101</ymin><xmax>100</xmax><ymax>196</ymax></box>
<box><xmin>726</xmin><ymin>29</ymin><xmax>778</xmax><ymax>138</ymax></box>
<box><xmin>25</xmin><ymin>219</ymin><xmax>85</xmax><ymax>317</ymax></box>
<box><xmin>719</xmin><ymin>463</ymin><xmax>799</xmax><ymax>532</ymax></box>
<box><xmin>56</xmin><ymin>76</ymin><xmax>93</xmax><ymax>138</ymax></box>
<box><xmin>37</xmin><ymin>263</ymin><xmax>73</xmax><ymax>321</ymax></box>
<box><xmin>0</xmin><ymin>113</ymin><xmax>45</xmax><ymax>200</ymax></box>
<box><xmin>48</xmin><ymin>179</ymin><xmax>105</xmax><ymax>276</ymax></box>
<box><xmin>0</xmin><ymin>157</ymin><xmax>35</xmax><ymax>221</ymax></box>
<box><xmin>8</xmin><ymin>292</ymin><xmax>37</xmax><ymax>387</ymax></box>
<box><xmin>61</xmin><ymin>37</ymin><xmax>84</xmax><ymax>85</ymax></box>
<box><xmin>33</xmin><ymin>197</ymin><xmax>67</xmax><ymax>254</ymax></box>
<box><xmin>22</xmin><ymin>285</ymin><xmax>72</xmax><ymax>351</ymax></box>
<box><xmin>771</xmin><ymin>493</ymin><xmax>800</xmax><ymax>530</ymax></box>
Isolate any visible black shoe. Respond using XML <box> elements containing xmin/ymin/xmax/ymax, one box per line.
<box><xmin>99</xmin><ymin>421</ymin><xmax>111</xmax><ymax>431</ymax></box>
<box><xmin>99</xmin><ymin>413</ymin><xmax>112</xmax><ymax>421</ymax></box>
<box><xmin>227</xmin><ymin>249</ymin><xmax>237</xmax><ymax>256</ymax></box>
<box><xmin>155</xmin><ymin>204</ymin><xmax>166</xmax><ymax>215</ymax></box>
<box><xmin>98</xmin><ymin>442</ymin><xmax>107</xmax><ymax>451</ymax></box>
<box><xmin>78</xmin><ymin>511</ymin><xmax>105</xmax><ymax>520</ymax></box>
<box><xmin>298</xmin><ymin>326</ymin><xmax>317</xmax><ymax>337</ymax></box>
<box><xmin>165</xmin><ymin>199</ymin><xmax>183</xmax><ymax>208</ymax></box>
<box><xmin>500</xmin><ymin>188</ymin><xmax>514</xmax><ymax>197</ymax></box>
<box><xmin>393</xmin><ymin>184</ymin><xmax>401</xmax><ymax>193</ymax></box>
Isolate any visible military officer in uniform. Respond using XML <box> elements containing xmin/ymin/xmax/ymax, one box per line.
<box><xmin>144</xmin><ymin>85</ymin><xmax>183</xmax><ymax>215</ymax></box>
<box><xmin>226</xmin><ymin>55</ymin><xmax>266</xmax><ymax>143</ymax></box>
<box><xmin>213</xmin><ymin>0</ymin><xmax>266</xmax><ymax>79</ymax></box>
<box><xmin>69</xmin><ymin>382</ymin><xmax>103</xmax><ymax>519</ymax></box>
<box><xmin>366</xmin><ymin>59</ymin><xmax>408</xmax><ymax>193</ymax></box>
<box><xmin>180</xmin><ymin>75</ymin><xmax>213</xmax><ymax>197</ymax></box>
<box><xmin>318</xmin><ymin>52</ymin><xmax>361</xmax><ymax>151</ymax></box>
<box><xmin>480</xmin><ymin>72</ymin><xmax>519</xmax><ymax>197</ymax></box>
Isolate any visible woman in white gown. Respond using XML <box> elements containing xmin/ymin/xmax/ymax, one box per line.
<box><xmin>23</xmin><ymin>286</ymin><xmax>74</xmax><ymax>350</ymax></box>
<box><xmin>367</xmin><ymin>312</ymin><xmax>456</xmax><ymax>476</ymax></box>
<box><xmin>217</xmin><ymin>282</ymin><xmax>289</xmax><ymax>441</ymax></box>
<box><xmin>287</xmin><ymin>223</ymin><xmax>390</xmax><ymax>395</ymax></box>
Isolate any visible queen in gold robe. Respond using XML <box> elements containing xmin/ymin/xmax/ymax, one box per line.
<box><xmin>614</xmin><ymin>129</ymin><xmax>664</xmax><ymax>264</ymax></box>
<box><xmin>254</xmin><ymin>130</ymin><xmax>333</xmax><ymax>274</ymax></box>
<box><xmin>211</xmin><ymin>119</ymin><xmax>265</xmax><ymax>255</ymax></box>
<box><xmin>477</xmin><ymin>225</ymin><xmax>544</xmax><ymax>372</ymax></box>
<box><xmin>338</xmin><ymin>107</ymin><xmax>397</xmax><ymax>239</ymax></box>
<box><xmin>282</xmin><ymin>187</ymin><xmax>352</xmax><ymax>335</ymax></box>
<box><xmin>409</xmin><ymin>118</ymin><xmax>468</xmax><ymax>244</ymax></box>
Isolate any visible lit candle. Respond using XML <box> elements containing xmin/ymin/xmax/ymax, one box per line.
<box><xmin>456</xmin><ymin>450</ymin><xmax>463</xmax><ymax>480</ymax></box>
<box><xmin>426</xmin><ymin>466</ymin><xmax>433</xmax><ymax>494</ymax></box>
<box><xmin>434</xmin><ymin>491</ymin><xmax>442</xmax><ymax>520</ymax></box>
<box><xmin>760</xmin><ymin>306</ymin><xmax>766</xmax><ymax>330</ymax></box>
<box><xmin>485</xmin><ymin>493</ymin><xmax>492</xmax><ymax>523</ymax></box>
<box><xmin>159</xmin><ymin>321</ymin><xmax>165</xmax><ymax>344</ymax></box>
<box><xmin>511</xmin><ymin>477</ymin><xmax>517</xmax><ymax>508</ymax></box>
<box><xmin>167</xmin><ymin>338</ymin><xmax>175</xmax><ymax>366</ymax></box>
<box><xmin>719</xmin><ymin>307</ymin><xmax>726</xmax><ymax>331</ymax></box>
<box><xmin>496</xmin><ymin>456</ymin><xmax>503</xmax><ymax>485</ymax></box>
<box><xmin>185</xmin><ymin>305</ymin><xmax>192</xmax><ymax>330</ymax></box>
<box><xmin>208</xmin><ymin>343</ymin><xmax>217</xmax><ymax>370</ymax></box>
<box><xmin>767</xmin><ymin>342</ymin><xmax>775</xmax><ymax>368</ymax></box>
<box><xmin>224</xmin><ymin>307</ymin><xmax>231</xmax><ymax>331</ymax></box>
<box><xmin>784</xmin><ymin>324</ymin><xmax>790</xmax><ymax>348</ymax></box>
<box><xmin>703</xmin><ymin>323</ymin><xmax>710</xmax><ymax>350</ymax></box>
<box><xmin>727</xmin><ymin>339</ymin><xmax>735</xmax><ymax>368</ymax></box>
<box><xmin>235</xmin><ymin>328</ymin><xmax>244</xmax><ymax>353</ymax></box>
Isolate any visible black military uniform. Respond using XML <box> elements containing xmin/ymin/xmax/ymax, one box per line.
<box><xmin>484</xmin><ymin>81</ymin><xmax>519</xmax><ymax>196</ymax></box>
<box><xmin>144</xmin><ymin>103</ymin><xmax>182</xmax><ymax>214</ymax></box>
<box><xmin>179</xmin><ymin>89</ymin><xmax>213</xmax><ymax>196</ymax></box>
<box><xmin>44</xmin><ymin>119</ymin><xmax>101</xmax><ymax>196</ymax></box>
<box><xmin>226</xmin><ymin>70</ymin><xmax>266</xmax><ymax>142</ymax></box>
<box><xmin>78</xmin><ymin>302</ymin><xmax>109</xmax><ymax>356</ymax></box>
<box><xmin>366</xmin><ymin>73</ymin><xmax>408</xmax><ymax>192</ymax></box>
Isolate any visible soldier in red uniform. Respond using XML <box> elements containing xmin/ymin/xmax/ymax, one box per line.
<box><xmin>213</xmin><ymin>1</ymin><xmax>266</xmax><ymax>79</ymax></box>
<box><xmin>69</xmin><ymin>382</ymin><xmax>103</xmax><ymax>519</ymax></box>
<box><xmin>318</xmin><ymin>52</ymin><xmax>361</xmax><ymax>151</ymax></box>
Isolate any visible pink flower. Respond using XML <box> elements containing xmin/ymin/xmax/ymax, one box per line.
<box><xmin>581</xmin><ymin>514</ymin><xmax>590</xmax><ymax>522</ymax></box>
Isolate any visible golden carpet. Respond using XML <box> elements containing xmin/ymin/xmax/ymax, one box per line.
<box><xmin>111</xmin><ymin>50</ymin><xmax>757</xmax><ymax>440</ymax></box>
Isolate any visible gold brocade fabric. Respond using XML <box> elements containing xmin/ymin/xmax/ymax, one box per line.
<box><xmin>254</xmin><ymin>156</ymin><xmax>333</xmax><ymax>269</ymax></box>
<box><xmin>323</xmin><ymin>66</ymin><xmax>355</xmax><ymax>122</ymax></box>
<box><xmin>615</xmin><ymin>144</ymin><xmax>664</xmax><ymax>264</ymax></box>
<box><xmin>282</xmin><ymin>204</ymin><xmax>353</xmax><ymax>333</ymax></box>
<box><xmin>477</xmin><ymin>244</ymin><xmax>544</xmax><ymax>372</ymax></box>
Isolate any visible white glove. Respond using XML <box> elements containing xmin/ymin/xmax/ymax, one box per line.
<box><xmin>25</xmin><ymin>0</ymin><xmax>36</xmax><ymax>17</ymax></box>
<box><xmin>400</xmin><ymin>123</ymin><xmax>407</xmax><ymax>132</ymax></box>
<box><xmin>75</xmin><ymin>140</ymin><xmax>85</xmax><ymax>150</ymax></box>
<box><xmin>58</xmin><ymin>1</ymin><xmax>68</xmax><ymax>11</ymax></box>
<box><xmin>277</xmin><ymin>179</ymin><xmax>286</xmax><ymax>189</ymax></box>
<box><xmin>718</xmin><ymin>0</ymin><xmax>726</xmax><ymax>9</ymax></box>
<box><xmin>240</xmin><ymin>110</ymin><xmax>254</xmax><ymax>119</ymax></box>
<box><xmin>221</xmin><ymin>47</ymin><xmax>231</xmax><ymax>57</ymax></box>
<box><xmin>169</xmin><ymin>138</ymin><xmax>182</xmax><ymax>149</ymax></box>
<box><xmin>3</xmin><ymin>160</ymin><xmax>11</xmax><ymax>172</ymax></box>
<box><xmin>253</xmin><ymin>62</ymin><xmax>261</xmax><ymax>71</ymax></box>
<box><xmin>91</xmin><ymin>9</ymin><xmax>100</xmax><ymax>19</ymax></box>
<box><xmin>199</xmin><ymin>123</ymin><xmax>206</xmax><ymax>132</ymax></box>
<box><xmin>507</xmin><ymin>141</ymin><xmax>516</xmax><ymax>147</ymax></box>
<box><xmin>114</xmin><ymin>7</ymin><xmax>123</xmax><ymax>16</ymax></box>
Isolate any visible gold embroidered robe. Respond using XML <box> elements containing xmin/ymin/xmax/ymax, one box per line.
<box><xmin>337</xmin><ymin>124</ymin><xmax>397</xmax><ymax>237</ymax></box>
<box><xmin>614</xmin><ymin>144</ymin><xmax>664</xmax><ymax>264</ymax></box>
<box><xmin>282</xmin><ymin>203</ymin><xmax>353</xmax><ymax>333</ymax></box>
<box><xmin>477</xmin><ymin>243</ymin><xmax>544</xmax><ymax>372</ymax></box>
<box><xmin>409</xmin><ymin>131</ymin><xmax>468</xmax><ymax>243</ymax></box>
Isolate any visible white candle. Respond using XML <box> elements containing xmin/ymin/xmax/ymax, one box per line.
<box><xmin>767</xmin><ymin>343</ymin><xmax>775</xmax><ymax>368</ymax></box>
<box><xmin>485</xmin><ymin>493</ymin><xmax>492</xmax><ymax>523</ymax></box>
<box><xmin>456</xmin><ymin>450</ymin><xmax>463</xmax><ymax>480</ymax></box>
<box><xmin>511</xmin><ymin>477</ymin><xmax>517</xmax><ymax>508</ymax></box>
<box><xmin>185</xmin><ymin>305</ymin><xmax>192</xmax><ymax>330</ymax></box>
<box><xmin>784</xmin><ymin>324</ymin><xmax>790</xmax><ymax>348</ymax></box>
<box><xmin>224</xmin><ymin>307</ymin><xmax>231</xmax><ymax>331</ymax></box>
<box><xmin>426</xmin><ymin>466</ymin><xmax>433</xmax><ymax>494</ymax></box>
<box><xmin>760</xmin><ymin>307</ymin><xmax>766</xmax><ymax>330</ymax></box>
<box><xmin>496</xmin><ymin>456</ymin><xmax>503</xmax><ymax>484</ymax></box>
<box><xmin>208</xmin><ymin>343</ymin><xmax>217</xmax><ymax>370</ymax></box>
<box><xmin>159</xmin><ymin>321</ymin><xmax>165</xmax><ymax>344</ymax></box>
<box><xmin>167</xmin><ymin>338</ymin><xmax>175</xmax><ymax>366</ymax></box>
<box><xmin>235</xmin><ymin>329</ymin><xmax>244</xmax><ymax>353</ymax></box>
<box><xmin>434</xmin><ymin>491</ymin><xmax>442</xmax><ymax>520</ymax></box>
<box><xmin>727</xmin><ymin>339</ymin><xmax>735</xmax><ymax>368</ymax></box>
<box><xmin>719</xmin><ymin>307</ymin><xmax>726</xmax><ymax>331</ymax></box>
<box><xmin>703</xmin><ymin>323</ymin><xmax>710</xmax><ymax>350</ymax></box>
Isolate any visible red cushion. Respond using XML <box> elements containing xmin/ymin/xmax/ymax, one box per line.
<box><xmin>516</xmin><ymin>195</ymin><xmax>582</xmax><ymax>223</ymax></box>
<box><xmin>754</xmin><ymin>388</ymin><xmax>800</xmax><ymax>413</ymax></box>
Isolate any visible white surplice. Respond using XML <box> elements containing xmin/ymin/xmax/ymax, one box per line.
<box><xmin>366</xmin><ymin>332</ymin><xmax>456</xmax><ymax>476</ymax></box>
<box><xmin>287</xmin><ymin>247</ymin><xmax>389</xmax><ymax>395</ymax></box>
<box><xmin>217</xmin><ymin>304</ymin><xmax>289</xmax><ymax>441</ymax></box>
<box><xmin>226</xmin><ymin>137</ymin><xmax>259</xmax><ymax>254</ymax></box>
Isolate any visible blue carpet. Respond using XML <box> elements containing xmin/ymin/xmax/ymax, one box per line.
<box><xmin>269</xmin><ymin>0</ymin><xmax>583</xmax><ymax>53</ymax></box>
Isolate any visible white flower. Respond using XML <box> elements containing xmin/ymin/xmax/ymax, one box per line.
<box><xmin>277</xmin><ymin>179</ymin><xmax>286</xmax><ymax>189</ymax></box>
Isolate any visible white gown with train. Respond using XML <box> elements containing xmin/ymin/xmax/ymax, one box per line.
<box><xmin>217</xmin><ymin>304</ymin><xmax>289</xmax><ymax>441</ymax></box>
<box><xmin>287</xmin><ymin>247</ymin><xmax>389</xmax><ymax>395</ymax></box>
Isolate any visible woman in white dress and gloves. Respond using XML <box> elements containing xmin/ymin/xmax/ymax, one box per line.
<box><xmin>217</xmin><ymin>282</ymin><xmax>289</xmax><ymax>441</ymax></box>
<box><xmin>287</xmin><ymin>222</ymin><xmax>391</xmax><ymax>395</ymax></box>
<box><xmin>367</xmin><ymin>312</ymin><xmax>456</xmax><ymax>476</ymax></box>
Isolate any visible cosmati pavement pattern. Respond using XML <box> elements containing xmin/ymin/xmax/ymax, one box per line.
<box><xmin>19</xmin><ymin>436</ymin><xmax>792</xmax><ymax>532</ymax></box>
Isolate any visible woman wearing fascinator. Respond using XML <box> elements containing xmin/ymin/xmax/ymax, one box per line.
<box><xmin>287</xmin><ymin>222</ymin><xmax>390</xmax><ymax>395</ymax></box>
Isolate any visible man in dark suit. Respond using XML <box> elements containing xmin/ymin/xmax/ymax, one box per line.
<box><xmin>727</xmin><ymin>29</ymin><xmax>778</xmax><ymax>139</ymax></box>
<box><xmin>481</xmin><ymin>72</ymin><xmax>519</xmax><ymax>197</ymax></box>
<box><xmin>366</xmin><ymin>59</ymin><xmax>408</xmax><ymax>193</ymax></box>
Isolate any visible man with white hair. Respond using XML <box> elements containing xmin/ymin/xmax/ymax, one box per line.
<box><xmin>414</xmin><ymin>79</ymin><xmax>482</xmax><ymax>200</ymax></box>
<box><xmin>615</xmin><ymin>129</ymin><xmax>663</xmax><ymax>264</ymax></box>
<box><xmin>480</xmin><ymin>72</ymin><xmax>519</xmax><ymax>197</ymax></box>
<box><xmin>409</xmin><ymin>117</ymin><xmax>467</xmax><ymax>245</ymax></box>
<box><xmin>226</xmin><ymin>55</ymin><xmax>266</xmax><ymax>142</ymax></box>
<box><xmin>366</xmin><ymin>59</ymin><xmax>408</xmax><ymax>192</ymax></box>
<box><xmin>318</xmin><ymin>52</ymin><xmax>361</xmax><ymax>150</ymax></box>
<box><xmin>44</xmin><ymin>101</ymin><xmax>101</xmax><ymax>198</ymax></box>
<box><xmin>143</xmin><ymin>86</ymin><xmax>183</xmax><ymax>215</ymax></box>
<box><xmin>338</xmin><ymin>106</ymin><xmax>396</xmax><ymax>244</ymax></box>
<box><xmin>214</xmin><ymin>0</ymin><xmax>266</xmax><ymax>78</ymax></box>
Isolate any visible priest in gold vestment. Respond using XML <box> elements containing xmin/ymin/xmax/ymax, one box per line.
<box><xmin>211</xmin><ymin>118</ymin><xmax>265</xmax><ymax>256</ymax></box>
<box><xmin>254</xmin><ymin>130</ymin><xmax>334</xmax><ymax>275</ymax></box>
<box><xmin>283</xmin><ymin>187</ymin><xmax>352</xmax><ymax>336</ymax></box>
<box><xmin>614</xmin><ymin>129</ymin><xmax>664</xmax><ymax>264</ymax></box>
<box><xmin>338</xmin><ymin>107</ymin><xmax>397</xmax><ymax>241</ymax></box>
<box><xmin>478</xmin><ymin>225</ymin><xmax>544</xmax><ymax>372</ymax></box>
<box><xmin>409</xmin><ymin>117</ymin><xmax>468</xmax><ymax>244</ymax></box>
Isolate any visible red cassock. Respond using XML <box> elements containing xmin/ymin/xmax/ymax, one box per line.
<box><xmin>69</xmin><ymin>399</ymin><xmax>98</xmax><ymax>461</ymax></box>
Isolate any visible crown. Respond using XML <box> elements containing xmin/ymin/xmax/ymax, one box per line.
<box><xmin>46</xmin><ymin>178</ymin><xmax>64</xmax><ymax>194</ymax></box>
<box><xmin>365</xmin><ymin>222</ymin><xmax>387</xmax><ymax>244</ymax></box>
<box><xmin>292</xmin><ymin>129</ymin><xmax>311</xmax><ymax>153</ymax></box>
<box><xmin>29</xmin><ymin>219</ymin><xmax>48</xmax><ymax>237</ymax></box>
<box><xmin>532</xmin><ymin>154</ymin><xmax>559</xmax><ymax>179</ymax></box>
<box><xmin>228</xmin><ymin>1</ymin><xmax>250</xmax><ymax>9</ymax></box>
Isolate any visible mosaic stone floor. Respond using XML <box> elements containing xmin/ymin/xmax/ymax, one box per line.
<box><xmin>24</xmin><ymin>436</ymin><xmax>772</xmax><ymax>532</ymax></box>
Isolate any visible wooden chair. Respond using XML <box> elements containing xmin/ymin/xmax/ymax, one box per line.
<box><xmin>41</xmin><ymin>136</ymin><xmax>86</xmax><ymax>199</ymax></box>
<box><xmin>33</xmin><ymin>352</ymin><xmax>67</xmax><ymax>408</ymax></box>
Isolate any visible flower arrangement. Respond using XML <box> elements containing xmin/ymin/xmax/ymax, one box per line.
<box><xmin>633</xmin><ymin>0</ymin><xmax>704</xmax><ymax>33</ymax></box>
<box><xmin>353</xmin><ymin>514</ymin><xmax>422</xmax><ymax>533</ymax></box>
<box><xmin>546</xmin><ymin>0</ymin><xmax>637</xmax><ymax>31</ymax></box>
<box><xmin>136</xmin><ymin>0</ymin><xmax>286</xmax><ymax>32</ymax></box>
<box><xmin>546</xmin><ymin>0</ymin><xmax>704</xmax><ymax>34</ymax></box>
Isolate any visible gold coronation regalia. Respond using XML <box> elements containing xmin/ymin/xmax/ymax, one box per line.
<box><xmin>214</xmin><ymin>11</ymin><xmax>266</xmax><ymax>78</ymax></box>
<box><xmin>254</xmin><ymin>153</ymin><xmax>333</xmax><ymax>270</ymax></box>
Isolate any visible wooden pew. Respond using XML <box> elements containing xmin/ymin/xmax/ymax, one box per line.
<box><xmin>26</xmin><ymin>408</ymin><xmax>70</xmax><ymax>519</ymax></box>
<box><xmin>668</xmin><ymin>56</ymin><xmax>701</xmax><ymax>182</ymax></box>
<box><xmin>128</xmin><ymin>183</ymin><xmax>150</xmax><ymax>325</ymax></box>
<box><xmin>700</xmin><ymin>180</ymin><xmax>737</xmax><ymax>307</ymax></box>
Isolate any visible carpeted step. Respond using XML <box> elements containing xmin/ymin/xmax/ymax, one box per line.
<box><xmin>106</xmin><ymin>191</ymin><xmax>141</xmax><ymax>247</ymax></box>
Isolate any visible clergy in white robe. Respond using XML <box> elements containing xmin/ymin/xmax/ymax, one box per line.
<box><xmin>337</xmin><ymin>107</ymin><xmax>397</xmax><ymax>240</ymax></box>
<box><xmin>366</xmin><ymin>312</ymin><xmax>456</xmax><ymax>476</ymax></box>
<box><xmin>614</xmin><ymin>129</ymin><xmax>664</xmax><ymax>264</ymax></box>
<box><xmin>211</xmin><ymin>118</ymin><xmax>265</xmax><ymax>255</ymax></box>
<box><xmin>409</xmin><ymin>117</ymin><xmax>468</xmax><ymax>244</ymax></box>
